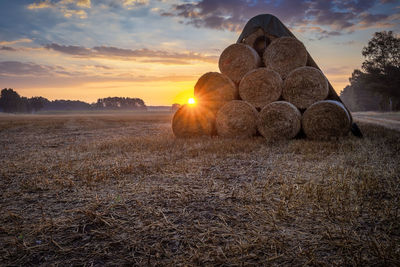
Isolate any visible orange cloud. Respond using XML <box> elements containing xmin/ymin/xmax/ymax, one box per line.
<box><xmin>44</xmin><ymin>43</ymin><xmax>219</xmax><ymax>64</ymax></box>
<box><xmin>27</xmin><ymin>0</ymin><xmax>53</xmax><ymax>9</ymax></box>
<box><xmin>123</xmin><ymin>0</ymin><xmax>148</xmax><ymax>8</ymax></box>
<box><xmin>27</xmin><ymin>0</ymin><xmax>90</xmax><ymax>18</ymax></box>
<box><xmin>0</xmin><ymin>38</ymin><xmax>33</xmax><ymax>46</ymax></box>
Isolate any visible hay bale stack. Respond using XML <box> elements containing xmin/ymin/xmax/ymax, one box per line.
<box><xmin>216</xmin><ymin>100</ymin><xmax>258</xmax><ymax>138</ymax></box>
<box><xmin>194</xmin><ymin>72</ymin><xmax>238</xmax><ymax>113</ymax></box>
<box><xmin>263</xmin><ymin>37</ymin><xmax>308</xmax><ymax>79</ymax></box>
<box><xmin>257</xmin><ymin>101</ymin><xmax>301</xmax><ymax>140</ymax></box>
<box><xmin>302</xmin><ymin>100</ymin><xmax>351</xmax><ymax>140</ymax></box>
<box><xmin>219</xmin><ymin>44</ymin><xmax>261</xmax><ymax>84</ymax></box>
<box><xmin>172</xmin><ymin>104</ymin><xmax>215</xmax><ymax>138</ymax></box>
<box><xmin>239</xmin><ymin>68</ymin><xmax>282</xmax><ymax>109</ymax></box>
<box><xmin>243</xmin><ymin>28</ymin><xmax>277</xmax><ymax>57</ymax></box>
<box><xmin>282</xmin><ymin>66</ymin><xmax>329</xmax><ymax>109</ymax></box>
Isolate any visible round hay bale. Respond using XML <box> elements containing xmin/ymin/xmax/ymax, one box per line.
<box><xmin>172</xmin><ymin>104</ymin><xmax>215</xmax><ymax>138</ymax></box>
<box><xmin>219</xmin><ymin>43</ymin><xmax>261</xmax><ymax>84</ymax></box>
<box><xmin>239</xmin><ymin>68</ymin><xmax>282</xmax><ymax>109</ymax></box>
<box><xmin>194</xmin><ymin>72</ymin><xmax>238</xmax><ymax>113</ymax></box>
<box><xmin>263</xmin><ymin>37</ymin><xmax>308</xmax><ymax>79</ymax></box>
<box><xmin>282</xmin><ymin>66</ymin><xmax>329</xmax><ymax>109</ymax></box>
<box><xmin>302</xmin><ymin>100</ymin><xmax>351</xmax><ymax>140</ymax></box>
<box><xmin>216</xmin><ymin>100</ymin><xmax>258</xmax><ymax>138</ymax></box>
<box><xmin>257</xmin><ymin>101</ymin><xmax>301</xmax><ymax>140</ymax></box>
<box><xmin>243</xmin><ymin>28</ymin><xmax>277</xmax><ymax>57</ymax></box>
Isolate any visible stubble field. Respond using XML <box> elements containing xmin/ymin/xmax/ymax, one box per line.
<box><xmin>1</xmin><ymin>112</ymin><xmax>399</xmax><ymax>266</ymax></box>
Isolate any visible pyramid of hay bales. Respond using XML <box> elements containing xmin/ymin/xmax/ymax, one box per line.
<box><xmin>172</xmin><ymin>14</ymin><xmax>360</xmax><ymax>140</ymax></box>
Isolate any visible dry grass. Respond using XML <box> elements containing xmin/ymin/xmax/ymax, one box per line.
<box><xmin>1</xmin><ymin>112</ymin><xmax>399</xmax><ymax>266</ymax></box>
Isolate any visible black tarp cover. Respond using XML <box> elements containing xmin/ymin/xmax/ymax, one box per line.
<box><xmin>237</xmin><ymin>14</ymin><xmax>295</xmax><ymax>43</ymax></box>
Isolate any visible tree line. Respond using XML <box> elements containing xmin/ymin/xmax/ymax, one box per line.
<box><xmin>0</xmin><ymin>88</ymin><xmax>146</xmax><ymax>113</ymax></box>
<box><xmin>340</xmin><ymin>31</ymin><xmax>399</xmax><ymax>111</ymax></box>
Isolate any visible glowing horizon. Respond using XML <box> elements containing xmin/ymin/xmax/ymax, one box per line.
<box><xmin>0</xmin><ymin>1</ymin><xmax>398</xmax><ymax>106</ymax></box>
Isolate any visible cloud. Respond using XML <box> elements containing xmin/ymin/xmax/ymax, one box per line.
<box><xmin>45</xmin><ymin>43</ymin><xmax>218</xmax><ymax>63</ymax></box>
<box><xmin>93</xmin><ymin>65</ymin><xmax>112</xmax><ymax>69</ymax></box>
<box><xmin>45</xmin><ymin>43</ymin><xmax>92</xmax><ymax>55</ymax></box>
<box><xmin>162</xmin><ymin>0</ymin><xmax>398</xmax><ymax>37</ymax></box>
<box><xmin>72</xmin><ymin>0</ymin><xmax>91</xmax><ymax>8</ymax></box>
<box><xmin>0</xmin><ymin>46</ymin><xmax>17</xmax><ymax>51</ymax></box>
<box><xmin>0</xmin><ymin>61</ymin><xmax>114</xmax><ymax>78</ymax></box>
<box><xmin>27</xmin><ymin>0</ymin><xmax>90</xmax><ymax>19</ymax></box>
<box><xmin>334</xmin><ymin>40</ymin><xmax>357</xmax><ymax>46</ymax></box>
<box><xmin>0</xmin><ymin>38</ymin><xmax>33</xmax><ymax>46</ymax></box>
<box><xmin>62</xmin><ymin>8</ymin><xmax>87</xmax><ymax>18</ymax></box>
<box><xmin>27</xmin><ymin>0</ymin><xmax>54</xmax><ymax>9</ymax></box>
<box><xmin>356</xmin><ymin>12</ymin><xmax>392</xmax><ymax>28</ymax></box>
<box><xmin>296</xmin><ymin>26</ymin><xmax>343</xmax><ymax>40</ymax></box>
<box><xmin>123</xmin><ymin>0</ymin><xmax>149</xmax><ymax>8</ymax></box>
<box><xmin>0</xmin><ymin>61</ymin><xmax>56</xmax><ymax>76</ymax></box>
<box><xmin>380</xmin><ymin>0</ymin><xmax>397</xmax><ymax>3</ymax></box>
<box><xmin>28</xmin><ymin>0</ymin><xmax>91</xmax><ymax>9</ymax></box>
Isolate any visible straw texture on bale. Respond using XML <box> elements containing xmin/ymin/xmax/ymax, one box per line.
<box><xmin>239</xmin><ymin>68</ymin><xmax>282</xmax><ymax>109</ymax></box>
<box><xmin>257</xmin><ymin>101</ymin><xmax>301</xmax><ymax>140</ymax></box>
<box><xmin>219</xmin><ymin>44</ymin><xmax>261</xmax><ymax>84</ymax></box>
<box><xmin>282</xmin><ymin>66</ymin><xmax>329</xmax><ymax>109</ymax></box>
<box><xmin>263</xmin><ymin>37</ymin><xmax>307</xmax><ymax>79</ymax></box>
<box><xmin>302</xmin><ymin>100</ymin><xmax>351</xmax><ymax>140</ymax></box>
<box><xmin>243</xmin><ymin>28</ymin><xmax>277</xmax><ymax>57</ymax></box>
<box><xmin>216</xmin><ymin>100</ymin><xmax>258</xmax><ymax>138</ymax></box>
<box><xmin>172</xmin><ymin>105</ymin><xmax>215</xmax><ymax>138</ymax></box>
<box><xmin>194</xmin><ymin>72</ymin><xmax>238</xmax><ymax>113</ymax></box>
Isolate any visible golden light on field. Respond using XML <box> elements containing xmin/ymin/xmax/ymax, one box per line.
<box><xmin>188</xmin><ymin>97</ymin><xmax>196</xmax><ymax>105</ymax></box>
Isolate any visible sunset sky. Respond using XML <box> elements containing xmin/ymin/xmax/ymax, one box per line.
<box><xmin>0</xmin><ymin>0</ymin><xmax>399</xmax><ymax>105</ymax></box>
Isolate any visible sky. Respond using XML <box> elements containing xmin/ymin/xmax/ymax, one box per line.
<box><xmin>0</xmin><ymin>0</ymin><xmax>399</xmax><ymax>105</ymax></box>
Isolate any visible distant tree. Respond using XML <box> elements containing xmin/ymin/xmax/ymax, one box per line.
<box><xmin>28</xmin><ymin>97</ymin><xmax>48</xmax><ymax>112</ymax></box>
<box><xmin>43</xmin><ymin>99</ymin><xmax>91</xmax><ymax>110</ymax></box>
<box><xmin>94</xmin><ymin>97</ymin><xmax>146</xmax><ymax>110</ymax></box>
<box><xmin>171</xmin><ymin>103</ymin><xmax>181</xmax><ymax>111</ymax></box>
<box><xmin>341</xmin><ymin>31</ymin><xmax>400</xmax><ymax>111</ymax></box>
<box><xmin>0</xmin><ymin>88</ymin><xmax>23</xmax><ymax>112</ymax></box>
<box><xmin>0</xmin><ymin>88</ymin><xmax>147</xmax><ymax>113</ymax></box>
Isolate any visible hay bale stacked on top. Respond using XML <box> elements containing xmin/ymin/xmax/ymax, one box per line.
<box><xmin>173</xmin><ymin>36</ymin><xmax>351</xmax><ymax>140</ymax></box>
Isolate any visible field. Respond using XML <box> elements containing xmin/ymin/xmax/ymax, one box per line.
<box><xmin>353</xmin><ymin>112</ymin><xmax>400</xmax><ymax>132</ymax></box>
<box><xmin>1</xmin><ymin>112</ymin><xmax>399</xmax><ymax>266</ymax></box>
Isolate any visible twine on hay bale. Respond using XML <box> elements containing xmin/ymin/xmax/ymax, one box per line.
<box><xmin>302</xmin><ymin>100</ymin><xmax>351</xmax><ymax>140</ymax></box>
<box><xmin>243</xmin><ymin>28</ymin><xmax>277</xmax><ymax>57</ymax></box>
<box><xmin>239</xmin><ymin>68</ymin><xmax>282</xmax><ymax>109</ymax></box>
<box><xmin>216</xmin><ymin>100</ymin><xmax>258</xmax><ymax>138</ymax></box>
<box><xmin>219</xmin><ymin>43</ymin><xmax>261</xmax><ymax>84</ymax></box>
<box><xmin>194</xmin><ymin>72</ymin><xmax>238</xmax><ymax>113</ymax></box>
<box><xmin>263</xmin><ymin>37</ymin><xmax>308</xmax><ymax>79</ymax></box>
<box><xmin>257</xmin><ymin>101</ymin><xmax>301</xmax><ymax>140</ymax></box>
<box><xmin>282</xmin><ymin>66</ymin><xmax>329</xmax><ymax>109</ymax></box>
<box><xmin>172</xmin><ymin>104</ymin><xmax>215</xmax><ymax>138</ymax></box>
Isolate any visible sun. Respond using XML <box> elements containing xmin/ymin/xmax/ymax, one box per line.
<box><xmin>188</xmin><ymin>97</ymin><xmax>196</xmax><ymax>105</ymax></box>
